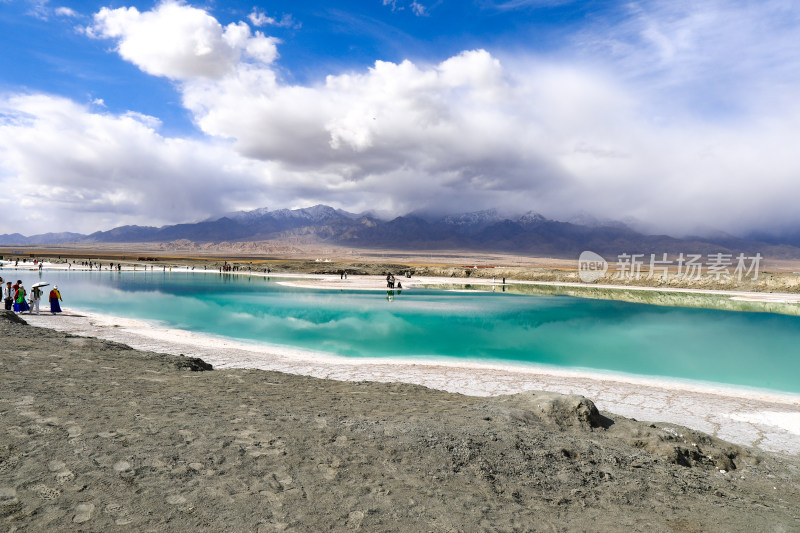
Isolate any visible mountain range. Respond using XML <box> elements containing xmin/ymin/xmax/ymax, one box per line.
<box><xmin>1</xmin><ymin>205</ymin><xmax>798</xmax><ymax>258</ymax></box>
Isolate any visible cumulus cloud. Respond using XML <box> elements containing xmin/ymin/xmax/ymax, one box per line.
<box><xmin>0</xmin><ymin>94</ymin><xmax>280</xmax><ymax>234</ymax></box>
<box><xmin>179</xmin><ymin>49</ymin><xmax>556</xmax><ymax>206</ymax></box>
<box><xmin>5</xmin><ymin>0</ymin><xmax>800</xmax><ymax>237</ymax></box>
<box><xmin>85</xmin><ymin>1</ymin><xmax>278</xmax><ymax>79</ymax></box>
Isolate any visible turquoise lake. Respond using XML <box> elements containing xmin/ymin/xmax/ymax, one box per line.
<box><xmin>10</xmin><ymin>269</ymin><xmax>800</xmax><ymax>394</ymax></box>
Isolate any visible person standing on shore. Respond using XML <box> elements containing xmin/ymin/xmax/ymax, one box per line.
<box><xmin>30</xmin><ymin>285</ymin><xmax>41</xmax><ymax>314</ymax></box>
<box><xmin>15</xmin><ymin>282</ymin><xmax>29</xmax><ymax>313</ymax></box>
<box><xmin>2</xmin><ymin>281</ymin><xmax>11</xmax><ymax>311</ymax></box>
<box><xmin>49</xmin><ymin>286</ymin><xmax>62</xmax><ymax>314</ymax></box>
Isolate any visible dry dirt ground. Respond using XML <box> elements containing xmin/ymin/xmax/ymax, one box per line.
<box><xmin>1</xmin><ymin>312</ymin><xmax>799</xmax><ymax>532</ymax></box>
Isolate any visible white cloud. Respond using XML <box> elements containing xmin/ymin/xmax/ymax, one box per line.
<box><xmin>26</xmin><ymin>0</ymin><xmax>50</xmax><ymax>19</ymax></box>
<box><xmin>482</xmin><ymin>0</ymin><xmax>577</xmax><ymax>9</ymax></box>
<box><xmin>86</xmin><ymin>1</ymin><xmax>278</xmax><ymax>80</ymax></box>
<box><xmin>54</xmin><ymin>6</ymin><xmax>77</xmax><ymax>17</ymax></box>
<box><xmin>0</xmin><ymin>94</ymin><xmax>279</xmax><ymax>234</ymax></box>
<box><xmin>5</xmin><ymin>0</ymin><xmax>800</xmax><ymax>237</ymax></box>
<box><xmin>382</xmin><ymin>0</ymin><xmax>427</xmax><ymax>15</ymax></box>
<box><xmin>24</xmin><ymin>0</ymin><xmax>80</xmax><ymax>20</ymax></box>
<box><xmin>248</xmin><ymin>9</ymin><xmax>298</xmax><ymax>29</ymax></box>
<box><xmin>577</xmin><ymin>1</ymin><xmax>800</xmax><ymax>115</ymax></box>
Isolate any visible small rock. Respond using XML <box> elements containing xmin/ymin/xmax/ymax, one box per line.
<box><xmin>175</xmin><ymin>357</ymin><xmax>213</xmax><ymax>371</ymax></box>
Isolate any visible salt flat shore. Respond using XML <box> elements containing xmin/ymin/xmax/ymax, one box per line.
<box><xmin>22</xmin><ymin>300</ymin><xmax>800</xmax><ymax>458</ymax></box>
<box><xmin>2</xmin><ymin>311</ymin><xmax>800</xmax><ymax>532</ymax></box>
<box><xmin>7</xmin><ymin>266</ymin><xmax>800</xmax><ymax>457</ymax></box>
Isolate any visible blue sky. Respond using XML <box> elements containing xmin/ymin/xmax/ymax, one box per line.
<box><xmin>1</xmin><ymin>0</ymin><xmax>800</xmax><ymax>236</ymax></box>
<box><xmin>2</xmin><ymin>1</ymin><xmax>598</xmax><ymax>134</ymax></box>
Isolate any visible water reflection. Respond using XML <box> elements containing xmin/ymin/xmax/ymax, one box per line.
<box><xmin>385</xmin><ymin>289</ymin><xmax>402</xmax><ymax>302</ymax></box>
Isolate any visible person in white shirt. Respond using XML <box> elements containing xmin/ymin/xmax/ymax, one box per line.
<box><xmin>30</xmin><ymin>285</ymin><xmax>42</xmax><ymax>314</ymax></box>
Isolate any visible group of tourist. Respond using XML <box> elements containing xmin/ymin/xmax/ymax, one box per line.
<box><xmin>0</xmin><ymin>276</ymin><xmax>62</xmax><ymax>315</ymax></box>
<box><xmin>385</xmin><ymin>273</ymin><xmax>402</xmax><ymax>289</ymax></box>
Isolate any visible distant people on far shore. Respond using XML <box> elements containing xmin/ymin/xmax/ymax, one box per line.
<box><xmin>49</xmin><ymin>286</ymin><xmax>62</xmax><ymax>314</ymax></box>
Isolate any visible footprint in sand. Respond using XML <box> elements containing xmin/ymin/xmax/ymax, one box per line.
<box><xmin>164</xmin><ymin>494</ymin><xmax>194</xmax><ymax>512</ymax></box>
<box><xmin>257</xmin><ymin>522</ymin><xmax>290</xmax><ymax>532</ymax></box>
<box><xmin>105</xmin><ymin>502</ymin><xmax>133</xmax><ymax>525</ymax></box>
<box><xmin>114</xmin><ymin>460</ymin><xmax>135</xmax><ymax>481</ymax></box>
<box><xmin>316</xmin><ymin>463</ymin><xmax>338</xmax><ymax>481</ymax></box>
<box><xmin>346</xmin><ymin>510</ymin><xmax>365</xmax><ymax>530</ymax></box>
<box><xmin>29</xmin><ymin>424</ymin><xmax>54</xmax><ymax>435</ymax></box>
<box><xmin>5</xmin><ymin>426</ymin><xmax>27</xmax><ymax>439</ymax></box>
<box><xmin>166</xmin><ymin>494</ymin><xmax>187</xmax><ymax>505</ymax></box>
<box><xmin>55</xmin><ymin>470</ymin><xmax>75</xmax><ymax>485</ymax></box>
<box><xmin>0</xmin><ymin>455</ymin><xmax>20</xmax><ymax>474</ymax></box>
<box><xmin>15</xmin><ymin>395</ymin><xmax>34</xmax><ymax>407</ymax></box>
<box><xmin>73</xmin><ymin>502</ymin><xmax>95</xmax><ymax>523</ymax></box>
<box><xmin>0</xmin><ymin>487</ymin><xmax>22</xmax><ymax>518</ymax></box>
<box><xmin>31</xmin><ymin>484</ymin><xmax>61</xmax><ymax>501</ymax></box>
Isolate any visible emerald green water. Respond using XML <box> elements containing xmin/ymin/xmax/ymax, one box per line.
<box><xmin>13</xmin><ymin>270</ymin><xmax>800</xmax><ymax>394</ymax></box>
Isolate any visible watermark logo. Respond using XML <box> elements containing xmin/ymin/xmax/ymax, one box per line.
<box><xmin>578</xmin><ymin>251</ymin><xmax>608</xmax><ymax>282</ymax></box>
<box><xmin>577</xmin><ymin>251</ymin><xmax>762</xmax><ymax>282</ymax></box>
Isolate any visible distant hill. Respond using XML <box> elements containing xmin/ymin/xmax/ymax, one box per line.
<box><xmin>0</xmin><ymin>232</ymin><xmax>85</xmax><ymax>245</ymax></box>
<box><xmin>2</xmin><ymin>205</ymin><xmax>798</xmax><ymax>258</ymax></box>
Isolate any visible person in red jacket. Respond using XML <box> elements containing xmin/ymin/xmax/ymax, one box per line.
<box><xmin>49</xmin><ymin>285</ymin><xmax>62</xmax><ymax>314</ymax></box>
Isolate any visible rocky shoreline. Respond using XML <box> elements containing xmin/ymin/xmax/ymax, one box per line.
<box><xmin>1</xmin><ymin>311</ymin><xmax>799</xmax><ymax>531</ymax></box>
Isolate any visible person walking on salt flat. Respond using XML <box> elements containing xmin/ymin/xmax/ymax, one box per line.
<box><xmin>30</xmin><ymin>285</ymin><xmax>41</xmax><ymax>315</ymax></box>
<box><xmin>15</xmin><ymin>282</ymin><xmax>29</xmax><ymax>313</ymax></box>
